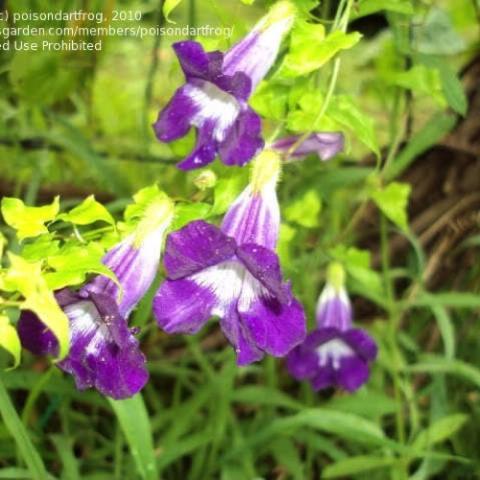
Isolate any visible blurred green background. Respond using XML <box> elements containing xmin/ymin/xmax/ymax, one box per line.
<box><xmin>1</xmin><ymin>0</ymin><xmax>480</xmax><ymax>479</ymax></box>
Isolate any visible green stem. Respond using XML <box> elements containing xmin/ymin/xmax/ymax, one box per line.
<box><xmin>0</xmin><ymin>373</ymin><xmax>49</xmax><ymax>479</ymax></box>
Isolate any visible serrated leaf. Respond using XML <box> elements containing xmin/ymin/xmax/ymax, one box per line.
<box><xmin>250</xmin><ymin>81</ymin><xmax>290</xmax><ymax>121</ymax></box>
<box><xmin>412</xmin><ymin>414</ymin><xmax>468</xmax><ymax>451</ymax></box>
<box><xmin>163</xmin><ymin>0</ymin><xmax>183</xmax><ymax>23</ymax></box>
<box><xmin>211</xmin><ymin>175</ymin><xmax>246</xmax><ymax>216</ymax></box>
<box><xmin>171</xmin><ymin>202</ymin><xmax>212</xmax><ymax>231</ymax></box>
<box><xmin>45</xmin><ymin>243</ymin><xmax>117</xmax><ymax>290</ymax></box>
<box><xmin>285</xmin><ymin>190</ymin><xmax>321</xmax><ymax>228</ymax></box>
<box><xmin>281</xmin><ymin>22</ymin><xmax>361</xmax><ymax>77</ymax></box>
<box><xmin>370</xmin><ymin>181</ymin><xmax>411</xmax><ymax>231</ymax></box>
<box><xmin>0</xmin><ymin>316</ymin><xmax>21</xmax><ymax>369</ymax></box>
<box><xmin>58</xmin><ymin>195</ymin><xmax>114</xmax><ymax>226</ymax></box>
<box><xmin>1</xmin><ymin>254</ymin><xmax>69</xmax><ymax>359</ymax></box>
<box><xmin>1</xmin><ymin>197</ymin><xmax>59</xmax><ymax>240</ymax></box>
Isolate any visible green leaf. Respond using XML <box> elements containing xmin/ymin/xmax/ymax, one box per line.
<box><xmin>211</xmin><ymin>175</ymin><xmax>247</xmax><ymax>216</ymax></box>
<box><xmin>250</xmin><ymin>82</ymin><xmax>289</xmax><ymax>121</ymax></box>
<box><xmin>58</xmin><ymin>195</ymin><xmax>114</xmax><ymax>226</ymax></box>
<box><xmin>171</xmin><ymin>202</ymin><xmax>212</xmax><ymax>231</ymax></box>
<box><xmin>163</xmin><ymin>0</ymin><xmax>183</xmax><ymax>23</ymax></box>
<box><xmin>270</xmin><ymin>438</ymin><xmax>304</xmax><ymax>480</ymax></box>
<box><xmin>417</xmin><ymin>55</ymin><xmax>467</xmax><ymax>115</ymax></box>
<box><xmin>285</xmin><ymin>190</ymin><xmax>321</xmax><ymax>228</ymax></box>
<box><xmin>0</xmin><ymin>316</ymin><xmax>21</xmax><ymax>369</ymax></box>
<box><xmin>370</xmin><ymin>181</ymin><xmax>411</xmax><ymax>231</ymax></box>
<box><xmin>353</xmin><ymin>0</ymin><xmax>414</xmax><ymax>18</ymax></box>
<box><xmin>44</xmin><ymin>242</ymin><xmax>117</xmax><ymax>291</ymax></box>
<box><xmin>412</xmin><ymin>7</ymin><xmax>465</xmax><ymax>55</ymax></box>
<box><xmin>385</xmin><ymin>113</ymin><xmax>457</xmax><ymax>180</ymax></box>
<box><xmin>280</xmin><ymin>21</ymin><xmax>361</xmax><ymax>77</ymax></box>
<box><xmin>1</xmin><ymin>197</ymin><xmax>59</xmax><ymax>240</ymax></box>
<box><xmin>323</xmin><ymin>455</ymin><xmax>396</xmax><ymax>478</ymax></box>
<box><xmin>0</xmin><ymin>375</ymin><xmax>49</xmax><ymax>480</ymax></box>
<box><xmin>1</xmin><ymin>254</ymin><xmax>69</xmax><ymax>359</ymax></box>
<box><xmin>431</xmin><ymin>305</ymin><xmax>455</xmax><ymax>359</ymax></box>
<box><xmin>412</xmin><ymin>414</ymin><xmax>468</xmax><ymax>451</ymax></box>
<box><xmin>328</xmin><ymin>95</ymin><xmax>379</xmax><ymax>155</ymax></box>
<box><xmin>412</xmin><ymin>292</ymin><xmax>480</xmax><ymax>309</ymax></box>
<box><xmin>407</xmin><ymin>355</ymin><xmax>480</xmax><ymax>389</ymax></box>
<box><xmin>109</xmin><ymin>395</ymin><xmax>158</xmax><ymax>480</ymax></box>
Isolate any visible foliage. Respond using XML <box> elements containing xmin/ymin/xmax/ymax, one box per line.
<box><xmin>0</xmin><ymin>0</ymin><xmax>479</xmax><ymax>479</ymax></box>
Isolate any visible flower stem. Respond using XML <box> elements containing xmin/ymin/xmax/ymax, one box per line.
<box><xmin>0</xmin><ymin>373</ymin><xmax>49</xmax><ymax>479</ymax></box>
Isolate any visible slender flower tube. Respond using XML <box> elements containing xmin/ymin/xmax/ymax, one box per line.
<box><xmin>153</xmin><ymin>150</ymin><xmax>306</xmax><ymax>365</ymax></box>
<box><xmin>272</xmin><ymin>132</ymin><xmax>345</xmax><ymax>161</ymax></box>
<box><xmin>287</xmin><ymin>263</ymin><xmax>377</xmax><ymax>392</ymax></box>
<box><xmin>153</xmin><ymin>1</ymin><xmax>295</xmax><ymax>170</ymax></box>
<box><xmin>18</xmin><ymin>193</ymin><xmax>175</xmax><ymax>399</ymax></box>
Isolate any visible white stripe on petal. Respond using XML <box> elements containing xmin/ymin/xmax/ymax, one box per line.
<box><xmin>191</xmin><ymin>260</ymin><xmax>267</xmax><ymax>316</ymax></box>
<box><xmin>185</xmin><ymin>81</ymin><xmax>241</xmax><ymax>142</ymax></box>
<box><xmin>316</xmin><ymin>338</ymin><xmax>354</xmax><ymax>370</ymax></box>
<box><xmin>64</xmin><ymin>301</ymin><xmax>110</xmax><ymax>357</ymax></box>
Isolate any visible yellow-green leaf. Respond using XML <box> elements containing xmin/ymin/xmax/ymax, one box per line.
<box><xmin>1</xmin><ymin>197</ymin><xmax>59</xmax><ymax>240</ymax></box>
<box><xmin>163</xmin><ymin>0</ymin><xmax>183</xmax><ymax>23</ymax></box>
<box><xmin>2</xmin><ymin>254</ymin><xmax>69</xmax><ymax>359</ymax></box>
<box><xmin>0</xmin><ymin>315</ymin><xmax>21</xmax><ymax>368</ymax></box>
<box><xmin>370</xmin><ymin>182</ymin><xmax>411</xmax><ymax>232</ymax></box>
<box><xmin>58</xmin><ymin>195</ymin><xmax>114</xmax><ymax>226</ymax></box>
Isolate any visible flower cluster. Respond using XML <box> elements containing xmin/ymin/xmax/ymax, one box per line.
<box><xmin>19</xmin><ymin>1</ymin><xmax>377</xmax><ymax>399</ymax></box>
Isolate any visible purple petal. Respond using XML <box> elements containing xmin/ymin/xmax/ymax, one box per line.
<box><xmin>343</xmin><ymin>328</ymin><xmax>378</xmax><ymax>361</ymax></box>
<box><xmin>337</xmin><ymin>355</ymin><xmax>370</xmax><ymax>392</ymax></box>
<box><xmin>218</xmin><ymin>107</ymin><xmax>263</xmax><ymax>167</ymax></box>
<box><xmin>18</xmin><ymin>311</ymin><xmax>58</xmax><ymax>356</ymax></box>
<box><xmin>311</xmin><ymin>367</ymin><xmax>336</xmax><ymax>391</ymax></box>
<box><xmin>173</xmin><ymin>41</ymin><xmax>211</xmax><ymax>81</ymax></box>
<box><xmin>236</xmin><ymin>243</ymin><xmax>288</xmax><ymax>303</ymax></box>
<box><xmin>176</xmin><ymin>121</ymin><xmax>218</xmax><ymax>170</ymax></box>
<box><xmin>82</xmin><ymin>233</ymin><xmax>162</xmax><ymax>318</ymax></box>
<box><xmin>153</xmin><ymin>278</ymin><xmax>216</xmax><ymax>334</ymax></box>
<box><xmin>272</xmin><ymin>133</ymin><xmax>344</xmax><ymax>161</ymax></box>
<box><xmin>163</xmin><ymin>220</ymin><xmax>236</xmax><ymax>280</ymax></box>
<box><xmin>215</xmin><ymin>72</ymin><xmax>252</xmax><ymax>101</ymax></box>
<box><xmin>239</xmin><ymin>287</ymin><xmax>306</xmax><ymax>358</ymax></box>
<box><xmin>223</xmin><ymin>13</ymin><xmax>293</xmax><ymax>90</ymax></box>
<box><xmin>220</xmin><ymin>308</ymin><xmax>264</xmax><ymax>366</ymax></box>
<box><xmin>19</xmin><ymin>291</ymin><xmax>148</xmax><ymax>399</ymax></box>
<box><xmin>286</xmin><ymin>344</ymin><xmax>319</xmax><ymax>380</ymax></box>
<box><xmin>316</xmin><ymin>287</ymin><xmax>352</xmax><ymax>331</ymax></box>
<box><xmin>221</xmin><ymin>184</ymin><xmax>279</xmax><ymax>250</ymax></box>
<box><xmin>153</xmin><ymin>85</ymin><xmax>198</xmax><ymax>143</ymax></box>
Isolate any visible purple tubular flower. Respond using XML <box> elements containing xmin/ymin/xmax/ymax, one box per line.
<box><xmin>18</xmin><ymin>289</ymin><xmax>148</xmax><ymax>399</ymax></box>
<box><xmin>18</xmin><ymin>193</ymin><xmax>175</xmax><ymax>399</ymax></box>
<box><xmin>272</xmin><ymin>132</ymin><xmax>345</xmax><ymax>161</ymax></box>
<box><xmin>153</xmin><ymin>1</ymin><xmax>295</xmax><ymax>170</ymax></box>
<box><xmin>287</xmin><ymin>263</ymin><xmax>377</xmax><ymax>392</ymax></box>
<box><xmin>153</xmin><ymin>151</ymin><xmax>306</xmax><ymax>365</ymax></box>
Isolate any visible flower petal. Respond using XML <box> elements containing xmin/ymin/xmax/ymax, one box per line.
<box><xmin>311</xmin><ymin>367</ymin><xmax>336</xmax><ymax>391</ymax></box>
<box><xmin>239</xmin><ymin>287</ymin><xmax>306</xmax><ymax>357</ymax></box>
<box><xmin>83</xmin><ymin>233</ymin><xmax>162</xmax><ymax>318</ymax></box>
<box><xmin>337</xmin><ymin>355</ymin><xmax>370</xmax><ymax>392</ymax></box>
<box><xmin>164</xmin><ymin>220</ymin><xmax>237</xmax><ymax>279</ymax></box>
<box><xmin>153</xmin><ymin>85</ymin><xmax>198</xmax><ymax>143</ymax></box>
<box><xmin>221</xmin><ymin>184</ymin><xmax>279</xmax><ymax>251</ymax></box>
<box><xmin>236</xmin><ymin>243</ymin><xmax>287</xmax><ymax>303</ymax></box>
<box><xmin>273</xmin><ymin>132</ymin><xmax>344</xmax><ymax>161</ymax></box>
<box><xmin>173</xmin><ymin>41</ymin><xmax>211</xmax><ymax>80</ymax></box>
<box><xmin>343</xmin><ymin>328</ymin><xmax>378</xmax><ymax>361</ymax></box>
<box><xmin>153</xmin><ymin>278</ymin><xmax>216</xmax><ymax>334</ymax></box>
<box><xmin>286</xmin><ymin>342</ymin><xmax>319</xmax><ymax>380</ymax></box>
<box><xmin>220</xmin><ymin>308</ymin><xmax>264</xmax><ymax>365</ymax></box>
<box><xmin>218</xmin><ymin>107</ymin><xmax>264</xmax><ymax>167</ymax></box>
<box><xmin>177</xmin><ymin>122</ymin><xmax>218</xmax><ymax>170</ymax></box>
<box><xmin>18</xmin><ymin>311</ymin><xmax>58</xmax><ymax>356</ymax></box>
<box><xmin>19</xmin><ymin>291</ymin><xmax>148</xmax><ymax>399</ymax></box>
<box><xmin>316</xmin><ymin>285</ymin><xmax>352</xmax><ymax>331</ymax></box>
